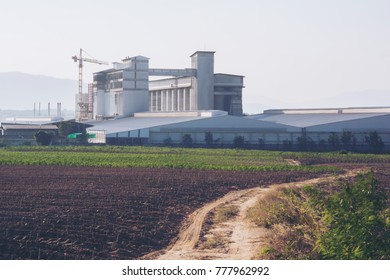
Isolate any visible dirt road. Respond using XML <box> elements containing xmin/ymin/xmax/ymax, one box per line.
<box><xmin>143</xmin><ymin>169</ymin><xmax>364</xmax><ymax>260</ymax></box>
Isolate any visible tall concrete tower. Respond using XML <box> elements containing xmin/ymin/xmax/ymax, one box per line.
<box><xmin>121</xmin><ymin>56</ymin><xmax>149</xmax><ymax>116</ymax></box>
<box><xmin>190</xmin><ymin>51</ymin><xmax>215</xmax><ymax>110</ymax></box>
<box><xmin>93</xmin><ymin>55</ymin><xmax>149</xmax><ymax>119</ymax></box>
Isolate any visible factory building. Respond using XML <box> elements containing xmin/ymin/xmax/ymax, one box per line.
<box><xmin>86</xmin><ymin>107</ymin><xmax>390</xmax><ymax>151</ymax></box>
<box><xmin>88</xmin><ymin>51</ymin><xmax>243</xmax><ymax>120</ymax></box>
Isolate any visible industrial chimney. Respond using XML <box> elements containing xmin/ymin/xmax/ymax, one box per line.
<box><xmin>57</xmin><ymin>102</ymin><xmax>61</xmax><ymax>117</ymax></box>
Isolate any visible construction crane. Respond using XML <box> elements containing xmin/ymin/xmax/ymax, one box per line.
<box><xmin>72</xmin><ymin>48</ymin><xmax>108</xmax><ymax>121</ymax></box>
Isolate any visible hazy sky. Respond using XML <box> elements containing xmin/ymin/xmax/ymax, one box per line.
<box><xmin>1</xmin><ymin>0</ymin><xmax>389</xmax><ymax>112</ymax></box>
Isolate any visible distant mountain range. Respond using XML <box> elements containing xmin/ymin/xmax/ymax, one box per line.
<box><xmin>0</xmin><ymin>72</ymin><xmax>78</xmax><ymax>111</ymax></box>
<box><xmin>309</xmin><ymin>90</ymin><xmax>390</xmax><ymax>108</ymax></box>
<box><xmin>243</xmin><ymin>90</ymin><xmax>390</xmax><ymax>114</ymax></box>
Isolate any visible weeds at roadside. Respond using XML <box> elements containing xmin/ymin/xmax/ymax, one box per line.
<box><xmin>247</xmin><ymin>186</ymin><xmax>321</xmax><ymax>259</ymax></box>
<box><xmin>247</xmin><ymin>171</ymin><xmax>390</xmax><ymax>260</ymax></box>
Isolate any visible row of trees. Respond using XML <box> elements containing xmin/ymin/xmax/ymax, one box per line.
<box><xmin>295</xmin><ymin>130</ymin><xmax>385</xmax><ymax>152</ymax></box>
<box><xmin>34</xmin><ymin>123</ymin><xmax>386</xmax><ymax>152</ymax></box>
<box><xmin>163</xmin><ymin>130</ymin><xmax>386</xmax><ymax>152</ymax></box>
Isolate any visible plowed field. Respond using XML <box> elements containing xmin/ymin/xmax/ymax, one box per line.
<box><xmin>0</xmin><ymin>165</ymin><xmax>328</xmax><ymax>259</ymax></box>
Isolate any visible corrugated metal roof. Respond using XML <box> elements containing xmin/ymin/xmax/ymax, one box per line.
<box><xmin>87</xmin><ymin>116</ymin><xmax>207</xmax><ymax>135</ymax></box>
<box><xmin>2</xmin><ymin>117</ymin><xmax>64</xmax><ymax>125</ymax></box>
<box><xmin>1</xmin><ymin>124</ymin><xmax>58</xmax><ymax>130</ymax></box>
<box><xmin>246</xmin><ymin>113</ymin><xmax>389</xmax><ymax>128</ymax></box>
<box><xmin>157</xmin><ymin>115</ymin><xmax>293</xmax><ymax>131</ymax></box>
<box><xmin>87</xmin><ymin>114</ymin><xmax>296</xmax><ymax>136</ymax></box>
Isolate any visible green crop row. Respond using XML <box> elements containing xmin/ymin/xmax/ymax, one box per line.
<box><xmin>8</xmin><ymin>145</ymin><xmax>389</xmax><ymax>160</ymax></box>
<box><xmin>0</xmin><ymin>146</ymin><xmax>344</xmax><ymax>173</ymax></box>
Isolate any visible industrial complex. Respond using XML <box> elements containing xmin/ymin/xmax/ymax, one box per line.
<box><xmin>0</xmin><ymin>50</ymin><xmax>389</xmax><ymax>150</ymax></box>
<box><xmin>77</xmin><ymin>51</ymin><xmax>243</xmax><ymax>121</ymax></box>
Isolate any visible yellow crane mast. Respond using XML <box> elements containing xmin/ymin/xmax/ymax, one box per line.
<box><xmin>72</xmin><ymin>48</ymin><xmax>108</xmax><ymax>121</ymax></box>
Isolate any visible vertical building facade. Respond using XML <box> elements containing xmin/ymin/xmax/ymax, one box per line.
<box><xmin>92</xmin><ymin>56</ymin><xmax>149</xmax><ymax>119</ymax></box>
<box><xmin>88</xmin><ymin>51</ymin><xmax>244</xmax><ymax>120</ymax></box>
<box><xmin>213</xmin><ymin>74</ymin><xmax>244</xmax><ymax>116</ymax></box>
<box><xmin>190</xmin><ymin>51</ymin><xmax>215</xmax><ymax>111</ymax></box>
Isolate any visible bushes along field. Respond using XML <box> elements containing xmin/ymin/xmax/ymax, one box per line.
<box><xmin>248</xmin><ymin>170</ymin><xmax>390</xmax><ymax>260</ymax></box>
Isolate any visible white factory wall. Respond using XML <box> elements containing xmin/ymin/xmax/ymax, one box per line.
<box><xmin>147</xmin><ymin>130</ymin><xmax>390</xmax><ymax>148</ymax></box>
<box><xmin>94</xmin><ymin>91</ymin><xmax>105</xmax><ymax>117</ymax></box>
<box><xmin>190</xmin><ymin>83</ymin><xmax>197</xmax><ymax>111</ymax></box>
<box><xmin>148</xmin><ymin>131</ymin><xmax>300</xmax><ymax>145</ymax></box>
<box><xmin>147</xmin><ymin>115</ymin><xmax>293</xmax><ymax>145</ymax></box>
<box><xmin>122</xmin><ymin>91</ymin><xmax>149</xmax><ymax>117</ymax></box>
<box><xmin>109</xmin><ymin>92</ymin><xmax>118</xmax><ymax>116</ymax></box>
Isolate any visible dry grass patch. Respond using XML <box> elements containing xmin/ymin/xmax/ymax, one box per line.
<box><xmin>247</xmin><ymin>186</ymin><xmax>320</xmax><ymax>259</ymax></box>
<box><xmin>198</xmin><ymin>233</ymin><xmax>226</xmax><ymax>250</ymax></box>
<box><xmin>247</xmin><ymin>186</ymin><xmax>312</xmax><ymax>228</ymax></box>
<box><xmin>214</xmin><ymin>204</ymin><xmax>239</xmax><ymax>223</ymax></box>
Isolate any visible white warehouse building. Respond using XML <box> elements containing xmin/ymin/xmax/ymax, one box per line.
<box><xmin>87</xmin><ymin>107</ymin><xmax>390</xmax><ymax>150</ymax></box>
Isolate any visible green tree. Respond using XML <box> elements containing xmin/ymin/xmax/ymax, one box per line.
<box><xmin>77</xmin><ymin>130</ymin><xmax>88</xmax><ymax>144</ymax></box>
<box><xmin>328</xmin><ymin>133</ymin><xmax>340</xmax><ymax>150</ymax></box>
<box><xmin>318</xmin><ymin>139</ymin><xmax>327</xmax><ymax>150</ymax></box>
<box><xmin>341</xmin><ymin>130</ymin><xmax>356</xmax><ymax>150</ymax></box>
<box><xmin>258</xmin><ymin>138</ymin><xmax>265</xmax><ymax>149</ymax></box>
<box><xmin>365</xmin><ymin>131</ymin><xmax>385</xmax><ymax>152</ymax></box>
<box><xmin>57</xmin><ymin>121</ymin><xmax>74</xmax><ymax>139</ymax></box>
<box><xmin>282</xmin><ymin>139</ymin><xmax>292</xmax><ymax>151</ymax></box>
<box><xmin>163</xmin><ymin>137</ymin><xmax>173</xmax><ymax>146</ymax></box>
<box><xmin>296</xmin><ymin>135</ymin><xmax>315</xmax><ymax>151</ymax></box>
<box><xmin>204</xmin><ymin>132</ymin><xmax>213</xmax><ymax>148</ymax></box>
<box><xmin>34</xmin><ymin>131</ymin><xmax>53</xmax><ymax>146</ymax></box>
<box><xmin>181</xmin><ymin>134</ymin><xmax>193</xmax><ymax>148</ymax></box>
<box><xmin>57</xmin><ymin>121</ymin><xmax>88</xmax><ymax>145</ymax></box>
<box><xmin>233</xmin><ymin>136</ymin><xmax>245</xmax><ymax>149</ymax></box>
<box><xmin>317</xmin><ymin>172</ymin><xmax>390</xmax><ymax>259</ymax></box>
